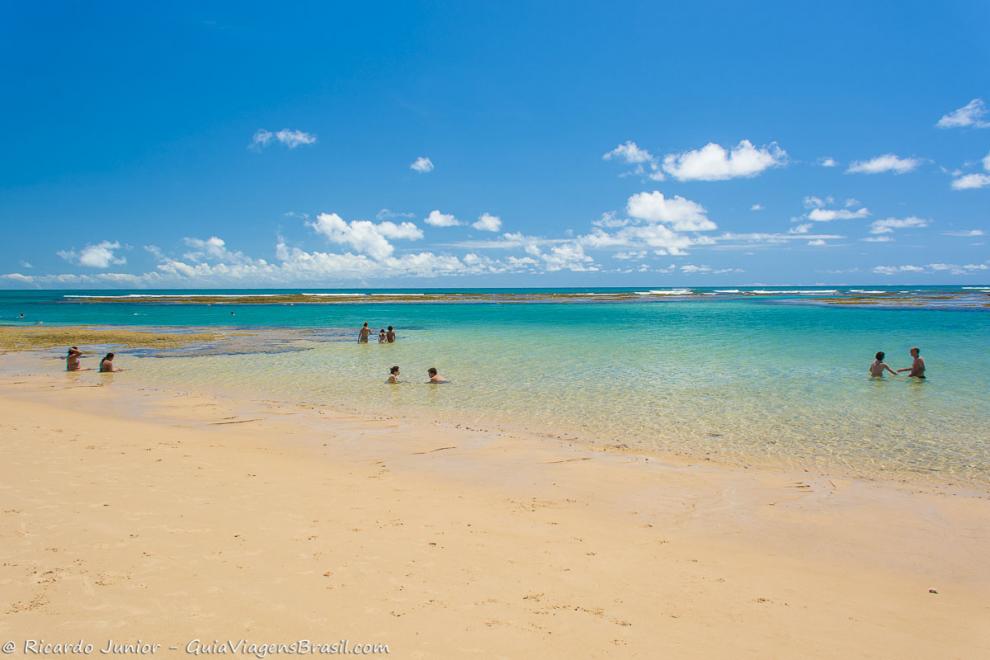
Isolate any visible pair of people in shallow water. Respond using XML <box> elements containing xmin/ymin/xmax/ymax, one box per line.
<box><xmin>388</xmin><ymin>366</ymin><xmax>447</xmax><ymax>384</ymax></box>
<box><xmin>870</xmin><ymin>347</ymin><xmax>925</xmax><ymax>379</ymax></box>
<box><xmin>65</xmin><ymin>347</ymin><xmax>121</xmax><ymax>373</ymax></box>
<box><xmin>358</xmin><ymin>322</ymin><xmax>395</xmax><ymax>344</ymax></box>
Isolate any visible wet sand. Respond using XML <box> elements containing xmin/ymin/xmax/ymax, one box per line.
<box><xmin>1</xmin><ymin>372</ymin><xmax>988</xmax><ymax>658</ymax></box>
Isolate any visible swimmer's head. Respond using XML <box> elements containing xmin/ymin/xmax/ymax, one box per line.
<box><xmin>103</xmin><ymin>352</ymin><xmax>115</xmax><ymax>361</ymax></box>
<box><xmin>910</xmin><ymin>347</ymin><xmax>920</xmax><ymax>357</ymax></box>
<box><xmin>875</xmin><ymin>351</ymin><xmax>885</xmax><ymax>361</ymax></box>
<box><xmin>363</xmin><ymin>322</ymin><xmax>369</xmax><ymax>327</ymax></box>
<box><xmin>428</xmin><ymin>368</ymin><xmax>437</xmax><ymax>377</ymax></box>
<box><xmin>390</xmin><ymin>365</ymin><xmax>400</xmax><ymax>375</ymax></box>
<box><xmin>388</xmin><ymin>326</ymin><xmax>393</xmax><ymax>331</ymax></box>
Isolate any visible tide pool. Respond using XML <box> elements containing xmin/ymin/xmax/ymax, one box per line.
<box><xmin>2</xmin><ymin>289</ymin><xmax>989</xmax><ymax>486</ymax></box>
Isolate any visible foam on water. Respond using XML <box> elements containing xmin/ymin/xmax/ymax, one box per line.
<box><xmin>635</xmin><ymin>289</ymin><xmax>694</xmax><ymax>295</ymax></box>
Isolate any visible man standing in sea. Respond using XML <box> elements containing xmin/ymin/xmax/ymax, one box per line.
<box><xmin>897</xmin><ymin>347</ymin><xmax>926</xmax><ymax>378</ymax></box>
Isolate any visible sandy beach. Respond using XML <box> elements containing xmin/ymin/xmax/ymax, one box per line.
<box><xmin>6</xmin><ymin>1</ymin><xmax>989</xmax><ymax>655</ymax></box>
<box><xmin>1</xmin><ymin>364</ymin><xmax>988</xmax><ymax>658</ymax></box>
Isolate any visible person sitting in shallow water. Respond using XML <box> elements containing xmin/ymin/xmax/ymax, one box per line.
<box><xmin>897</xmin><ymin>346</ymin><xmax>926</xmax><ymax>379</ymax></box>
<box><xmin>387</xmin><ymin>365</ymin><xmax>400</xmax><ymax>384</ymax></box>
<box><xmin>378</xmin><ymin>328</ymin><xmax>386</xmax><ymax>343</ymax></box>
<box><xmin>66</xmin><ymin>346</ymin><xmax>82</xmax><ymax>372</ymax></box>
<box><xmin>427</xmin><ymin>367</ymin><xmax>448</xmax><ymax>383</ymax></box>
<box><xmin>869</xmin><ymin>351</ymin><xmax>897</xmax><ymax>378</ymax></box>
<box><xmin>99</xmin><ymin>352</ymin><xmax>120</xmax><ymax>373</ymax></box>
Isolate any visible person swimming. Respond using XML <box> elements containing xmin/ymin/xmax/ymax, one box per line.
<box><xmin>387</xmin><ymin>365</ymin><xmax>400</xmax><ymax>384</ymax></box>
<box><xmin>66</xmin><ymin>346</ymin><xmax>82</xmax><ymax>372</ymax></box>
<box><xmin>378</xmin><ymin>328</ymin><xmax>387</xmax><ymax>343</ymax></box>
<box><xmin>869</xmin><ymin>351</ymin><xmax>897</xmax><ymax>377</ymax></box>
<box><xmin>897</xmin><ymin>346</ymin><xmax>926</xmax><ymax>378</ymax></box>
<box><xmin>386</xmin><ymin>326</ymin><xmax>396</xmax><ymax>343</ymax></box>
<box><xmin>427</xmin><ymin>367</ymin><xmax>448</xmax><ymax>383</ymax></box>
<box><xmin>358</xmin><ymin>322</ymin><xmax>372</xmax><ymax>343</ymax></box>
<box><xmin>98</xmin><ymin>352</ymin><xmax>119</xmax><ymax>373</ymax></box>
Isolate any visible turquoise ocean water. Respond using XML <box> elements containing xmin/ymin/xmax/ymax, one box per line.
<box><xmin>2</xmin><ymin>286</ymin><xmax>989</xmax><ymax>486</ymax></box>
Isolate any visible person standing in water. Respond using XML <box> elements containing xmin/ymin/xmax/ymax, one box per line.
<box><xmin>386</xmin><ymin>326</ymin><xmax>396</xmax><ymax>343</ymax></box>
<box><xmin>869</xmin><ymin>351</ymin><xmax>897</xmax><ymax>377</ymax></box>
<box><xmin>357</xmin><ymin>322</ymin><xmax>372</xmax><ymax>343</ymax></box>
<box><xmin>378</xmin><ymin>328</ymin><xmax>387</xmax><ymax>343</ymax></box>
<box><xmin>66</xmin><ymin>346</ymin><xmax>82</xmax><ymax>371</ymax></box>
<box><xmin>897</xmin><ymin>347</ymin><xmax>926</xmax><ymax>378</ymax></box>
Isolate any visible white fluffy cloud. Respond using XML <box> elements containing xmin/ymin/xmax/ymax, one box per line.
<box><xmin>573</xmin><ymin>192</ymin><xmax>720</xmax><ymax>256</ymax></box>
<box><xmin>425</xmin><ymin>210</ymin><xmax>460</xmax><ymax>227</ymax></box>
<box><xmin>626</xmin><ymin>191</ymin><xmax>717</xmax><ymax>231</ymax></box>
<box><xmin>57</xmin><ymin>241</ymin><xmax>126</xmax><ymax>269</ymax></box>
<box><xmin>846</xmin><ymin>154</ymin><xmax>921</xmax><ymax>175</ymax></box>
<box><xmin>603</xmin><ymin>141</ymin><xmax>664</xmax><ymax>180</ymax></box>
<box><xmin>936</xmin><ymin>99</ymin><xmax>989</xmax><ymax>129</ymax></box>
<box><xmin>580</xmin><ymin>223</ymin><xmax>698</xmax><ymax>256</ymax></box>
<box><xmin>251</xmin><ymin>129</ymin><xmax>317</xmax><ymax>149</ymax></box>
<box><xmin>181</xmin><ymin>236</ymin><xmax>259</xmax><ymax>265</ymax></box>
<box><xmin>410</xmin><ymin>156</ymin><xmax>434</xmax><ymax>173</ymax></box>
<box><xmin>604</xmin><ymin>141</ymin><xmax>653</xmax><ymax>164</ymax></box>
<box><xmin>951</xmin><ymin>175</ymin><xmax>990</xmax><ymax>190</ymax></box>
<box><xmin>802</xmin><ymin>196</ymin><xmax>870</xmax><ymax>222</ymax></box>
<box><xmin>819</xmin><ymin>157</ymin><xmax>838</xmax><ymax>168</ymax></box>
<box><xmin>808</xmin><ymin>207</ymin><xmax>870</xmax><ymax>221</ymax></box>
<box><xmin>11</xmin><ymin>227</ymin><xmax>599</xmax><ymax>286</ymax></box>
<box><xmin>869</xmin><ymin>217</ymin><xmax>929</xmax><ymax>234</ymax></box>
<box><xmin>950</xmin><ymin>151</ymin><xmax>990</xmax><ymax>189</ymax></box>
<box><xmin>541</xmin><ymin>243</ymin><xmax>596</xmax><ymax>272</ymax></box>
<box><xmin>309</xmin><ymin>213</ymin><xmax>423</xmax><ymax>260</ymax></box>
<box><xmin>472</xmin><ymin>213</ymin><xmax>502</xmax><ymax>232</ymax></box>
<box><xmin>661</xmin><ymin>140</ymin><xmax>786</xmax><ymax>181</ymax></box>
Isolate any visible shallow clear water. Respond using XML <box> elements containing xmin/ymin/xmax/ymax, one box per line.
<box><xmin>3</xmin><ymin>289</ymin><xmax>989</xmax><ymax>486</ymax></box>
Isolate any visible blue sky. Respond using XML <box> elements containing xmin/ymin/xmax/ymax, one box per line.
<box><xmin>1</xmin><ymin>1</ymin><xmax>988</xmax><ymax>288</ymax></box>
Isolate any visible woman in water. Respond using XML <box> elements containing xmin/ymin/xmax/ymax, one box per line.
<box><xmin>387</xmin><ymin>365</ymin><xmax>400</xmax><ymax>384</ymax></box>
<box><xmin>99</xmin><ymin>352</ymin><xmax>120</xmax><ymax>373</ymax></box>
<box><xmin>66</xmin><ymin>346</ymin><xmax>82</xmax><ymax>371</ymax></box>
<box><xmin>869</xmin><ymin>351</ymin><xmax>897</xmax><ymax>378</ymax></box>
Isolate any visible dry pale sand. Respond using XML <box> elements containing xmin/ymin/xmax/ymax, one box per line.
<box><xmin>1</xmin><ymin>371</ymin><xmax>988</xmax><ymax>659</ymax></box>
